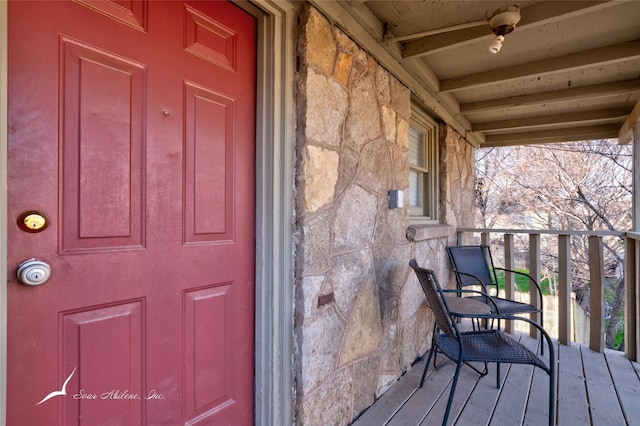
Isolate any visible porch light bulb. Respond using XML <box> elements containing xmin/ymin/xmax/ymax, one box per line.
<box><xmin>489</xmin><ymin>35</ymin><xmax>504</xmax><ymax>54</ymax></box>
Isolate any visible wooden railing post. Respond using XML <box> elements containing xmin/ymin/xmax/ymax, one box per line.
<box><xmin>529</xmin><ymin>233</ymin><xmax>541</xmax><ymax>338</ymax></box>
<box><xmin>558</xmin><ymin>235</ymin><xmax>572</xmax><ymax>345</ymax></box>
<box><xmin>504</xmin><ymin>233</ymin><xmax>514</xmax><ymax>333</ymax></box>
<box><xmin>480</xmin><ymin>232</ymin><xmax>490</xmax><ymax>247</ymax></box>
<box><xmin>626</xmin><ymin>234</ymin><xmax>639</xmax><ymax>361</ymax></box>
<box><xmin>589</xmin><ymin>236</ymin><xmax>605</xmax><ymax>352</ymax></box>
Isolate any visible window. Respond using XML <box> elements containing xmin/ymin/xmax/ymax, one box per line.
<box><xmin>409</xmin><ymin>105</ymin><xmax>438</xmax><ymax>222</ymax></box>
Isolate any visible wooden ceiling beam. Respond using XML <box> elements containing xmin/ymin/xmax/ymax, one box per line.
<box><xmin>482</xmin><ymin>124</ymin><xmax>621</xmax><ymax>146</ymax></box>
<box><xmin>618</xmin><ymin>98</ymin><xmax>640</xmax><ymax>144</ymax></box>
<box><xmin>461</xmin><ymin>79</ymin><xmax>640</xmax><ymax>113</ymax></box>
<box><xmin>401</xmin><ymin>26</ymin><xmax>487</xmax><ymax>59</ymax></box>
<box><xmin>440</xmin><ymin>40</ymin><xmax>640</xmax><ymax>92</ymax></box>
<box><xmin>401</xmin><ymin>1</ymin><xmax>615</xmax><ymax>59</ymax></box>
<box><xmin>473</xmin><ymin>108</ymin><xmax>630</xmax><ymax>132</ymax></box>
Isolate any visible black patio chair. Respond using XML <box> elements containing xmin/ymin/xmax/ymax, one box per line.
<box><xmin>409</xmin><ymin>260</ymin><xmax>555</xmax><ymax>426</ymax></box>
<box><xmin>426</xmin><ymin>278</ymin><xmax>500</xmax><ymax>376</ymax></box>
<box><xmin>447</xmin><ymin>245</ymin><xmax>545</xmax><ymax>351</ymax></box>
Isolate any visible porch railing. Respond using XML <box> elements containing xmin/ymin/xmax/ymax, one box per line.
<box><xmin>456</xmin><ymin>228</ymin><xmax>639</xmax><ymax>362</ymax></box>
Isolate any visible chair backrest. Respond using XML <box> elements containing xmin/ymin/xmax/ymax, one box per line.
<box><xmin>447</xmin><ymin>245</ymin><xmax>499</xmax><ymax>290</ymax></box>
<box><xmin>409</xmin><ymin>260</ymin><xmax>457</xmax><ymax>338</ymax></box>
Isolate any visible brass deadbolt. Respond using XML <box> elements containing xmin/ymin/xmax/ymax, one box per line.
<box><xmin>17</xmin><ymin>211</ymin><xmax>49</xmax><ymax>233</ymax></box>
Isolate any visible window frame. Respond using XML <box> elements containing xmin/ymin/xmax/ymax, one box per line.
<box><xmin>408</xmin><ymin>104</ymin><xmax>439</xmax><ymax>223</ymax></box>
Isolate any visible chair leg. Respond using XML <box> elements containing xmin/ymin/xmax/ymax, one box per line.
<box><xmin>549</xmin><ymin>359</ymin><xmax>556</xmax><ymax>425</ymax></box>
<box><xmin>461</xmin><ymin>361</ymin><xmax>488</xmax><ymax>377</ymax></box>
<box><xmin>420</xmin><ymin>344</ymin><xmax>436</xmax><ymax>388</ymax></box>
<box><xmin>442</xmin><ymin>359</ymin><xmax>464</xmax><ymax>426</ymax></box>
<box><xmin>429</xmin><ymin>328</ymin><xmax>441</xmax><ymax>371</ymax></box>
<box><xmin>496</xmin><ymin>363</ymin><xmax>501</xmax><ymax>388</ymax></box>
<box><xmin>541</xmin><ymin>312</ymin><xmax>545</xmax><ymax>356</ymax></box>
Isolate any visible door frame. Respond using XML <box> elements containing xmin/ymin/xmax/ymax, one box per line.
<box><xmin>0</xmin><ymin>1</ymin><xmax>296</xmax><ymax>424</ymax></box>
<box><xmin>241</xmin><ymin>1</ymin><xmax>296</xmax><ymax>425</ymax></box>
<box><xmin>0</xmin><ymin>2</ymin><xmax>7</xmax><ymax>425</ymax></box>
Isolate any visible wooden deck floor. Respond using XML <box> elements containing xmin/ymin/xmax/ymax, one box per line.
<box><xmin>352</xmin><ymin>332</ymin><xmax>640</xmax><ymax>426</ymax></box>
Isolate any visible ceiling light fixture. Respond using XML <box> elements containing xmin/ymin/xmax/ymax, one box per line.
<box><xmin>488</xmin><ymin>5</ymin><xmax>521</xmax><ymax>54</ymax></box>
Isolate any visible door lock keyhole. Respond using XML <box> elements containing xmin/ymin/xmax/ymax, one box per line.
<box><xmin>16</xmin><ymin>259</ymin><xmax>52</xmax><ymax>286</ymax></box>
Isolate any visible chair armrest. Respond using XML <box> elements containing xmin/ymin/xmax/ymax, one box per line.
<box><xmin>442</xmin><ymin>289</ymin><xmax>500</xmax><ymax>314</ymax></box>
<box><xmin>452</xmin><ymin>270</ymin><xmax>492</xmax><ymax>294</ymax></box>
<box><xmin>493</xmin><ymin>267</ymin><xmax>544</xmax><ymax>301</ymax></box>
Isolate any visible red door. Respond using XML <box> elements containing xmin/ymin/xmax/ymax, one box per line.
<box><xmin>7</xmin><ymin>1</ymin><xmax>256</xmax><ymax>424</ymax></box>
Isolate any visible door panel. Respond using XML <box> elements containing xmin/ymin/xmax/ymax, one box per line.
<box><xmin>183</xmin><ymin>82</ymin><xmax>234</xmax><ymax>243</ymax></box>
<box><xmin>62</xmin><ymin>301</ymin><xmax>145</xmax><ymax>425</ymax></box>
<box><xmin>60</xmin><ymin>37</ymin><xmax>146</xmax><ymax>252</ymax></box>
<box><xmin>184</xmin><ymin>284</ymin><xmax>235</xmax><ymax>420</ymax></box>
<box><xmin>7</xmin><ymin>1</ymin><xmax>256</xmax><ymax>425</ymax></box>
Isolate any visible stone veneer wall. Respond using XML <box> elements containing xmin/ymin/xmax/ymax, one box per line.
<box><xmin>293</xmin><ymin>6</ymin><xmax>476</xmax><ymax>425</ymax></box>
<box><xmin>440</xmin><ymin>123</ymin><xmax>476</xmax><ymax>231</ymax></box>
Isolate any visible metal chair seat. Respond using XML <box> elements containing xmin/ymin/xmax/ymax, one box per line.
<box><xmin>463</xmin><ymin>295</ymin><xmax>539</xmax><ymax>315</ymax></box>
<box><xmin>438</xmin><ymin>329</ymin><xmax>546</xmax><ymax>368</ymax></box>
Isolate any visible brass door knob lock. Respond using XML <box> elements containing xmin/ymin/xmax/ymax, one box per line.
<box><xmin>17</xmin><ymin>211</ymin><xmax>49</xmax><ymax>233</ymax></box>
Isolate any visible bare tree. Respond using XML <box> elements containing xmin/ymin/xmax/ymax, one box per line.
<box><xmin>475</xmin><ymin>140</ymin><xmax>632</xmax><ymax>349</ymax></box>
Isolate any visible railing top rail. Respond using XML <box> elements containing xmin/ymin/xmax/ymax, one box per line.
<box><xmin>457</xmin><ymin>228</ymin><xmax>625</xmax><ymax>237</ymax></box>
<box><xmin>628</xmin><ymin>231</ymin><xmax>640</xmax><ymax>240</ymax></box>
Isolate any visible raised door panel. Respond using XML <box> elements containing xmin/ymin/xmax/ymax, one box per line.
<box><xmin>60</xmin><ymin>38</ymin><xmax>146</xmax><ymax>253</ymax></box>
<box><xmin>183</xmin><ymin>82</ymin><xmax>234</xmax><ymax>244</ymax></box>
<box><xmin>62</xmin><ymin>301</ymin><xmax>145</xmax><ymax>425</ymax></box>
<box><xmin>184</xmin><ymin>284</ymin><xmax>235</xmax><ymax>422</ymax></box>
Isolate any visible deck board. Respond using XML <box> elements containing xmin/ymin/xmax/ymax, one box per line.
<box><xmin>353</xmin><ymin>362</ymin><xmax>424</xmax><ymax>425</ymax></box>
<box><xmin>418</xmin><ymin>366</ymin><xmax>480</xmax><ymax>426</ymax></box>
<box><xmin>452</xmin><ymin>363</ymin><xmax>509</xmax><ymax>426</ymax></box>
<box><xmin>351</xmin><ymin>334</ymin><xmax>640</xmax><ymax>426</ymax></box>
<box><xmin>489</xmin><ymin>362</ymin><xmax>533</xmax><ymax>425</ymax></box>
<box><xmin>555</xmin><ymin>343</ymin><xmax>590</xmax><ymax>425</ymax></box>
<box><xmin>581</xmin><ymin>347</ymin><xmax>626</xmax><ymax>424</ymax></box>
<box><xmin>604</xmin><ymin>349</ymin><xmax>640</xmax><ymax>425</ymax></box>
<box><xmin>386</xmin><ymin>365</ymin><xmax>450</xmax><ymax>426</ymax></box>
<box><xmin>520</xmin><ymin>334</ymin><xmax>554</xmax><ymax>426</ymax></box>
<box><xmin>523</xmin><ymin>362</ymin><xmax>553</xmax><ymax>426</ymax></box>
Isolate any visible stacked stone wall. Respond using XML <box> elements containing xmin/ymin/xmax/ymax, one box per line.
<box><xmin>293</xmin><ymin>6</ymin><xmax>476</xmax><ymax>425</ymax></box>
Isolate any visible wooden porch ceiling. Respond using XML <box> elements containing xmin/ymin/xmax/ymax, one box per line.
<box><xmin>315</xmin><ymin>1</ymin><xmax>640</xmax><ymax>147</ymax></box>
